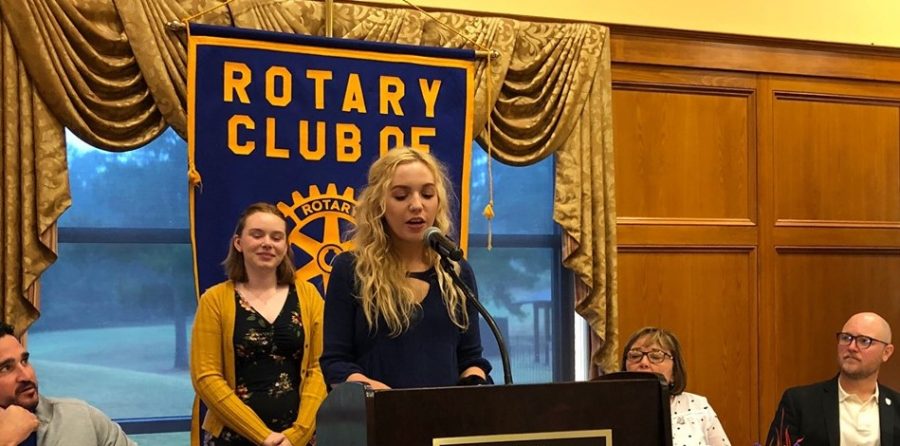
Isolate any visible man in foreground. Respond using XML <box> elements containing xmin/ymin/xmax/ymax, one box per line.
<box><xmin>0</xmin><ymin>323</ymin><xmax>136</xmax><ymax>446</ymax></box>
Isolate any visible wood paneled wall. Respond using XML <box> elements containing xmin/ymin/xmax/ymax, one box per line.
<box><xmin>610</xmin><ymin>26</ymin><xmax>900</xmax><ymax>445</ymax></box>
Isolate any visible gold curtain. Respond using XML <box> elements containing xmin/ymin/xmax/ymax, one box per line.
<box><xmin>1</xmin><ymin>0</ymin><xmax>168</xmax><ymax>150</ymax></box>
<box><xmin>0</xmin><ymin>0</ymin><xmax>617</xmax><ymax>370</ymax></box>
<box><xmin>0</xmin><ymin>18</ymin><xmax>70</xmax><ymax>336</ymax></box>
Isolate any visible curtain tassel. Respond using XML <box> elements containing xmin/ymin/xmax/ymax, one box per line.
<box><xmin>482</xmin><ymin>200</ymin><xmax>494</xmax><ymax>250</ymax></box>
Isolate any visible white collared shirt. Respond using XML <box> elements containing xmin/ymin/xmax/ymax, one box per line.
<box><xmin>838</xmin><ymin>381</ymin><xmax>880</xmax><ymax>446</ymax></box>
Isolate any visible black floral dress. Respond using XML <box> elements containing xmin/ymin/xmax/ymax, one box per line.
<box><xmin>204</xmin><ymin>286</ymin><xmax>305</xmax><ymax>446</ymax></box>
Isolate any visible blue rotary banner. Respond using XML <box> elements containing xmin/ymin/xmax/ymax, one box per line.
<box><xmin>187</xmin><ymin>24</ymin><xmax>475</xmax><ymax>297</ymax></box>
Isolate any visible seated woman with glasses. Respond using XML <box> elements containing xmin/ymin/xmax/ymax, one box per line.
<box><xmin>621</xmin><ymin>327</ymin><xmax>731</xmax><ymax>446</ymax></box>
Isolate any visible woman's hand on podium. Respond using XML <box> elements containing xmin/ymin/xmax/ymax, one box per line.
<box><xmin>457</xmin><ymin>375</ymin><xmax>488</xmax><ymax>386</ymax></box>
<box><xmin>457</xmin><ymin>367</ymin><xmax>488</xmax><ymax>386</ymax></box>
<box><xmin>347</xmin><ymin>373</ymin><xmax>391</xmax><ymax>390</ymax></box>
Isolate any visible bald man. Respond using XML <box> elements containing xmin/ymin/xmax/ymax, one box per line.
<box><xmin>767</xmin><ymin>312</ymin><xmax>900</xmax><ymax>446</ymax></box>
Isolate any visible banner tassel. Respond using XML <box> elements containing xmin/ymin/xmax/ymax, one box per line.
<box><xmin>188</xmin><ymin>166</ymin><xmax>202</xmax><ymax>188</ymax></box>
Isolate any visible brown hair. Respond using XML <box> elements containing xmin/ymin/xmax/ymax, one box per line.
<box><xmin>620</xmin><ymin>326</ymin><xmax>687</xmax><ymax>395</ymax></box>
<box><xmin>0</xmin><ymin>323</ymin><xmax>14</xmax><ymax>339</ymax></box>
<box><xmin>222</xmin><ymin>202</ymin><xmax>296</xmax><ymax>285</ymax></box>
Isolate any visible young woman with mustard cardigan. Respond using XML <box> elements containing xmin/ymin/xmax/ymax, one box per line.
<box><xmin>191</xmin><ymin>203</ymin><xmax>326</xmax><ymax>446</ymax></box>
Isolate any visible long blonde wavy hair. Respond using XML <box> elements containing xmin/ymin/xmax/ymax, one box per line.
<box><xmin>350</xmin><ymin>147</ymin><xmax>469</xmax><ymax>336</ymax></box>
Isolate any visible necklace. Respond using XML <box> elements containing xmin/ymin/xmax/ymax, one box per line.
<box><xmin>236</xmin><ymin>283</ymin><xmax>279</xmax><ymax>303</ymax></box>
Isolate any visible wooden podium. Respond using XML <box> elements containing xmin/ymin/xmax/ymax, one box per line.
<box><xmin>317</xmin><ymin>373</ymin><xmax>672</xmax><ymax>446</ymax></box>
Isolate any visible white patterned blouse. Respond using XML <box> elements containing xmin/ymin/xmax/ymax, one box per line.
<box><xmin>670</xmin><ymin>391</ymin><xmax>731</xmax><ymax>446</ymax></box>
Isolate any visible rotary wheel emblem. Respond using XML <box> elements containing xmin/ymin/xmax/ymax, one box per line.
<box><xmin>278</xmin><ymin>184</ymin><xmax>356</xmax><ymax>289</ymax></box>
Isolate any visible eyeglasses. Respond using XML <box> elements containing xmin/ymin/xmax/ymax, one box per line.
<box><xmin>625</xmin><ymin>349</ymin><xmax>673</xmax><ymax>364</ymax></box>
<box><xmin>836</xmin><ymin>332</ymin><xmax>890</xmax><ymax>350</ymax></box>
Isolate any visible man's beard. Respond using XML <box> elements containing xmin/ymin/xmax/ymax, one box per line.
<box><xmin>14</xmin><ymin>381</ymin><xmax>39</xmax><ymax>411</ymax></box>
<box><xmin>841</xmin><ymin>361</ymin><xmax>879</xmax><ymax>381</ymax></box>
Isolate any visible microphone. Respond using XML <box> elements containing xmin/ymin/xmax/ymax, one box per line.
<box><xmin>423</xmin><ymin>227</ymin><xmax>464</xmax><ymax>261</ymax></box>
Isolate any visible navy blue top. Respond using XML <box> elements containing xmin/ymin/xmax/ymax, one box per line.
<box><xmin>321</xmin><ymin>251</ymin><xmax>492</xmax><ymax>389</ymax></box>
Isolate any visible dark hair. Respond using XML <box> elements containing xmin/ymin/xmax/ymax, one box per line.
<box><xmin>222</xmin><ymin>202</ymin><xmax>296</xmax><ymax>285</ymax></box>
<box><xmin>620</xmin><ymin>326</ymin><xmax>687</xmax><ymax>395</ymax></box>
<box><xmin>0</xmin><ymin>323</ymin><xmax>15</xmax><ymax>338</ymax></box>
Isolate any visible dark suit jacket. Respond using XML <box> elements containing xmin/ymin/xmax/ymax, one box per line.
<box><xmin>767</xmin><ymin>376</ymin><xmax>900</xmax><ymax>446</ymax></box>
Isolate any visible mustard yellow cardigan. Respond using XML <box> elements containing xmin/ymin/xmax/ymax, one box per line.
<box><xmin>190</xmin><ymin>279</ymin><xmax>327</xmax><ymax>446</ymax></box>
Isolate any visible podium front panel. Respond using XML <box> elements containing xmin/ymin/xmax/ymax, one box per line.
<box><xmin>318</xmin><ymin>378</ymin><xmax>672</xmax><ymax>446</ymax></box>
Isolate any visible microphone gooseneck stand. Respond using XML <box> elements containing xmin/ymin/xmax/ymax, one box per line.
<box><xmin>439</xmin><ymin>256</ymin><xmax>513</xmax><ymax>385</ymax></box>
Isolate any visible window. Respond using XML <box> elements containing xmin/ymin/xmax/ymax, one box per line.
<box><xmin>467</xmin><ymin>144</ymin><xmax>572</xmax><ymax>383</ymax></box>
<box><xmin>30</xmin><ymin>129</ymin><xmax>194</xmax><ymax>434</ymax></box>
<box><xmin>28</xmin><ymin>132</ymin><xmax>571</xmax><ymax>438</ymax></box>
